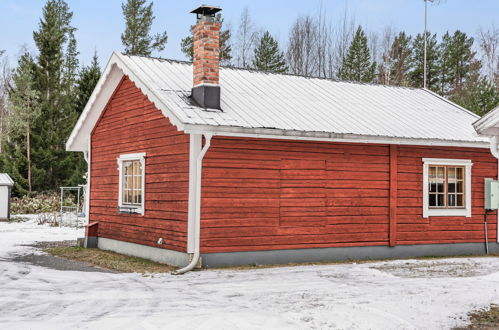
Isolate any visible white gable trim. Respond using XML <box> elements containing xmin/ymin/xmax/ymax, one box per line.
<box><xmin>474</xmin><ymin>105</ymin><xmax>499</xmax><ymax>136</ymax></box>
<box><xmin>66</xmin><ymin>52</ymin><xmax>185</xmax><ymax>152</ymax></box>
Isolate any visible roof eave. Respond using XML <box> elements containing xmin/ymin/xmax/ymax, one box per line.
<box><xmin>183</xmin><ymin>124</ymin><xmax>489</xmax><ymax>149</ymax></box>
<box><xmin>473</xmin><ymin>105</ymin><xmax>499</xmax><ymax>136</ymax></box>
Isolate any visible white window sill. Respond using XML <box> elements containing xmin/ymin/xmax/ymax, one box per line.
<box><xmin>118</xmin><ymin>205</ymin><xmax>144</xmax><ymax>215</ymax></box>
<box><xmin>426</xmin><ymin>208</ymin><xmax>470</xmax><ymax>217</ymax></box>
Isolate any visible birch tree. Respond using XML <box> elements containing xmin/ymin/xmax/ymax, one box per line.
<box><xmin>286</xmin><ymin>15</ymin><xmax>319</xmax><ymax>76</ymax></box>
<box><xmin>477</xmin><ymin>26</ymin><xmax>499</xmax><ymax>85</ymax></box>
<box><xmin>235</xmin><ymin>7</ymin><xmax>258</xmax><ymax>68</ymax></box>
<box><xmin>377</xmin><ymin>27</ymin><xmax>396</xmax><ymax>84</ymax></box>
<box><xmin>332</xmin><ymin>10</ymin><xmax>356</xmax><ymax>78</ymax></box>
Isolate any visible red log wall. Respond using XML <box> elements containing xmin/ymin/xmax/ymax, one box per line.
<box><xmin>200</xmin><ymin>136</ymin><xmax>498</xmax><ymax>253</ymax></box>
<box><xmin>90</xmin><ymin>77</ymin><xmax>190</xmax><ymax>252</ymax></box>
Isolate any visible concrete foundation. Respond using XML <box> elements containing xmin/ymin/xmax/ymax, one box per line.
<box><xmin>84</xmin><ymin>236</ymin><xmax>98</xmax><ymax>248</ymax></box>
<box><xmin>97</xmin><ymin>237</ymin><xmax>190</xmax><ymax>267</ymax></box>
<box><xmin>90</xmin><ymin>237</ymin><xmax>499</xmax><ymax>268</ymax></box>
<box><xmin>200</xmin><ymin>242</ymin><xmax>499</xmax><ymax>268</ymax></box>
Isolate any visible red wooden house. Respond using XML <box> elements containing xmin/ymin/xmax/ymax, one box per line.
<box><xmin>67</xmin><ymin>6</ymin><xmax>499</xmax><ymax>272</ymax></box>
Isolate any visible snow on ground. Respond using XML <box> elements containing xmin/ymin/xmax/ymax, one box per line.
<box><xmin>1</xmin><ymin>218</ymin><xmax>499</xmax><ymax>329</ymax></box>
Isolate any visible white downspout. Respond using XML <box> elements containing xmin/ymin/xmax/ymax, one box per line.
<box><xmin>83</xmin><ymin>138</ymin><xmax>91</xmax><ymax>225</ymax></box>
<box><xmin>489</xmin><ymin>136</ymin><xmax>499</xmax><ymax>243</ymax></box>
<box><xmin>173</xmin><ymin>133</ymin><xmax>212</xmax><ymax>275</ymax></box>
<box><xmin>490</xmin><ymin>136</ymin><xmax>499</xmax><ymax>159</ymax></box>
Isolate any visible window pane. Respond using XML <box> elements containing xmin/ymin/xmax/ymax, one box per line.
<box><xmin>133</xmin><ymin>161</ymin><xmax>142</xmax><ymax>175</ymax></box>
<box><xmin>134</xmin><ymin>175</ymin><xmax>141</xmax><ymax>190</ymax></box>
<box><xmin>456</xmin><ymin>167</ymin><xmax>464</xmax><ymax>179</ymax></box>
<box><xmin>448</xmin><ymin>167</ymin><xmax>456</xmax><ymax>179</ymax></box>
<box><xmin>457</xmin><ymin>181</ymin><xmax>464</xmax><ymax>193</ymax></box>
<box><xmin>457</xmin><ymin>194</ymin><xmax>464</xmax><ymax>206</ymax></box>
<box><xmin>429</xmin><ymin>194</ymin><xmax>436</xmax><ymax>206</ymax></box>
<box><xmin>448</xmin><ymin>194</ymin><xmax>456</xmax><ymax>207</ymax></box>
<box><xmin>136</xmin><ymin>190</ymin><xmax>142</xmax><ymax>204</ymax></box>
<box><xmin>448</xmin><ymin>182</ymin><xmax>456</xmax><ymax>193</ymax></box>
<box><xmin>429</xmin><ymin>167</ymin><xmax>436</xmax><ymax>179</ymax></box>
<box><xmin>437</xmin><ymin>167</ymin><xmax>445</xmax><ymax>179</ymax></box>
<box><xmin>436</xmin><ymin>182</ymin><xmax>444</xmax><ymax>193</ymax></box>
<box><xmin>430</xmin><ymin>183</ymin><xmax>437</xmax><ymax>192</ymax></box>
<box><xmin>437</xmin><ymin>194</ymin><xmax>444</xmax><ymax>207</ymax></box>
<box><xmin>124</xmin><ymin>161</ymin><xmax>132</xmax><ymax>175</ymax></box>
<box><xmin>126</xmin><ymin>189</ymin><xmax>132</xmax><ymax>204</ymax></box>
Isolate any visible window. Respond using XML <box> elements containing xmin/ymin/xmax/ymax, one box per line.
<box><xmin>423</xmin><ymin>158</ymin><xmax>472</xmax><ymax>218</ymax></box>
<box><xmin>428</xmin><ymin>166</ymin><xmax>465</xmax><ymax>208</ymax></box>
<box><xmin>117</xmin><ymin>153</ymin><xmax>145</xmax><ymax>215</ymax></box>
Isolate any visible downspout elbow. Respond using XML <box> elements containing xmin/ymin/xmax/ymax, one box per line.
<box><xmin>172</xmin><ymin>133</ymin><xmax>212</xmax><ymax>275</ymax></box>
<box><xmin>490</xmin><ymin>136</ymin><xmax>499</xmax><ymax>160</ymax></box>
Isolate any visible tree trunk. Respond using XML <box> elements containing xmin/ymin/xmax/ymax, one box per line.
<box><xmin>26</xmin><ymin>125</ymin><xmax>32</xmax><ymax>193</ymax></box>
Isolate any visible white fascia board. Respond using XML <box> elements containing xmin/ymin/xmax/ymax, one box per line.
<box><xmin>473</xmin><ymin>105</ymin><xmax>499</xmax><ymax>134</ymax></box>
<box><xmin>66</xmin><ymin>59</ymin><xmax>124</xmax><ymax>152</ymax></box>
<box><xmin>183</xmin><ymin>124</ymin><xmax>490</xmax><ymax>149</ymax></box>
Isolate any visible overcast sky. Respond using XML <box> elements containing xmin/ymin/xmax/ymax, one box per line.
<box><xmin>1</xmin><ymin>0</ymin><xmax>498</xmax><ymax>67</ymax></box>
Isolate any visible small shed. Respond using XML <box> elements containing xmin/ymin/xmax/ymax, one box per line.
<box><xmin>0</xmin><ymin>173</ymin><xmax>14</xmax><ymax>220</ymax></box>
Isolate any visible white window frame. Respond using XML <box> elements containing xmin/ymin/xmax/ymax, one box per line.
<box><xmin>422</xmin><ymin>158</ymin><xmax>472</xmax><ymax>218</ymax></box>
<box><xmin>117</xmin><ymin>152</ymin><xmax>146</xmax><ymax>215</ymax></box>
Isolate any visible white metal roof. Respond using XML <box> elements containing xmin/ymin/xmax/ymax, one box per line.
<box><xmin>67</xmin><ymin>52</ymin><xmax>488</xmax><ymax>151</ymax></box>
<box><xmin>0</xmin><ymin>173</ymin><xmax>14</xmax><ymax>186</ymax></box>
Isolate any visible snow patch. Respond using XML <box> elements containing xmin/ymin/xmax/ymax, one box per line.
<box><xmin>1</xmin><ymin>219</ymin><xmax>499</xmax><ymax>329</ymax></box>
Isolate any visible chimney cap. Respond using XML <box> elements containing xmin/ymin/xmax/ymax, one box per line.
<box><xmin>190</xmin><ymin>5</ymin><xmax>222</xmax><ymax>17</ymax></box>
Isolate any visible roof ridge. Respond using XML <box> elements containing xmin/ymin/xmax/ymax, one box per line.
<box><xmin>119</xmin><ymin>53</ymin><xmax>423</xmax><ymax>91</ymax></box>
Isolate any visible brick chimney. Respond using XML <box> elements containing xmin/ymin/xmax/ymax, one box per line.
<box><xmin>190</xmin><ymin>5</ymin><xmax>222</xmax><ymax>109</ymax></box>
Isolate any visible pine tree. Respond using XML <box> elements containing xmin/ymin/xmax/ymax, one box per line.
<box><xmin>389</xmin><ymin>32</ymin><xmax>412</xmax><ymax>86</ymax></box>
<box><xmin>252</xmin><ymin>31</ymin><xmax>287</xmax><ymax>72</ymax></box>
<box><xmin>75</xmin><ymin>53</ymin><xmax>101</xmax><ymax>115</ymax></box>
<box><xmin>121</xmin><ymin>0</ymin><xmax>167</xmax><ymax>56</ymax></box>
<box><xmin>439</xmin><ymin>31</ymin><xmax>481</xmax><ymax>98</ymax></box>
<box><xmin>30</xmin><ymin>0</ymin><xmax>81</xmax><ymax>191</ymax></box>
<box><xmin>64</xmin><ymin>53</ymin><xmax>102</xmax><ymax>187</ymax></box>
<box><xmin>339</xmin><ymin>26</ymin><xmax>376</xmax><ymax>82</ymax></box>
<box><xmin>408</xmin><ymin>32</ymin><xmax>440</xmax><ymax>91</ymax></box>
<box><xmin>452</xmin><ymin>75</ymin><xmax>499</xmax><ymax>116</ymax></box>
<box><xmin>180</xmin><ymin>14</ymin><xmax>232</xmax><ymax>65</ymax></box>
<box><xmin>1</xmin><ymin>53</ymin><xmax>41</xmax><ymax>195</ymax></box>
